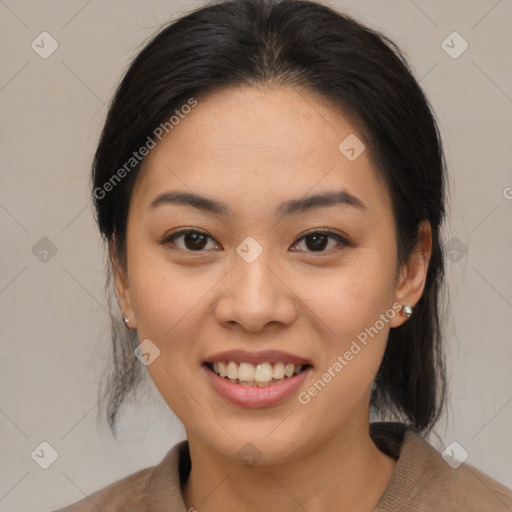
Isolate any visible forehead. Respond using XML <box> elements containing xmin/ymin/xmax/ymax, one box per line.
<box><xmin>131</xmin><ymin>85</ymin><xmax>391</xmax><ymax>217</ymax></box>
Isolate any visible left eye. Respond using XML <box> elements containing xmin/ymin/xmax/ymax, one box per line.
<box><xmin>162</xmin><ymin>229</ymin><xmax>347</xmax><ymax>253</ymax></box>
<box><xmin>291</xmin><ymin>231</ymin><xmax>348</xmax><ymax>252</ymax></box>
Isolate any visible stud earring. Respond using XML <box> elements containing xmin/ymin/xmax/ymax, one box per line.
<box><xmin>401</xmin><ymin>305</ymin><xmax>413</xmax><ymax>318</ymax></box>
<box><xmin>123</xmin><ymin>315</ymin><xmax>129</xmax><ymax>328</ymax></box>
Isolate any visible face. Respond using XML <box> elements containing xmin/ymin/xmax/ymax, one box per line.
<box><xmin>114</xmin><ymin>85</ymin><xmax>430</xmax><ymax>465</ymax></box>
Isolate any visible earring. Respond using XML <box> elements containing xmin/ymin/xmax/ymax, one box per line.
<box><xmin>123</xmin><ymin>315</ymin><xmax>129</xmax><ymax>328</ymax></box>
<box><xmin>401</xmin><ymin>305</ymin><xmax>413</xmax><ymax>318</ymax></box>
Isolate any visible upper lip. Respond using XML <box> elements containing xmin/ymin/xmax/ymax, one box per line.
<box><xmin>204</xmin><ymin>349</ymin><xmax>313</xmax><ymax>366</ymax></box>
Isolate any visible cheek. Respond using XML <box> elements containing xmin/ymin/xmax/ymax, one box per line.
<box><xmin>291</xmin><ymin>252</ymin><xmax>396</xmax><ymax>405</ymax></box>
<box><xmin>292</xmin><ymin>258</ymin><xmax>396</xmax><ymax>343</ymax></box>
<box><xmin>296</xmin><ymin>282</ymin><xmax>393</xmax><ymax>437</ymax></box>
<box><xmin>127</xmin><ymin>258</ymin><xmax>214</xmax><ymax>413</ymax></box>
<box><xmin>127</xmin><ymin>248</ymin><xmax>211</xmax><ymax>340</ymax></box>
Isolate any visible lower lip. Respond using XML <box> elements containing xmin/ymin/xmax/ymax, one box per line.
<box><xmin>203</xmin><ymin>365</ymin><xmax>312</xmax><ymax>408</ymax></box>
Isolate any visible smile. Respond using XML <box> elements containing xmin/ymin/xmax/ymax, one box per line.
<box><xmin>205</xmin><ymin>361</ymin><xmax>309</xmax><ymax>386</ymax></box>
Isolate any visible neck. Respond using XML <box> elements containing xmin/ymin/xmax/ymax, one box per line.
<box><xmin>183</xmin><ymin>411</ymin><xmax>397</xmax><ymax>512</ymax></box>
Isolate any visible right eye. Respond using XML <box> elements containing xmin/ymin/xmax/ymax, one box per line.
<box><xmin>161</xmin><ymin>229</ymin><xmax>220</xmax><ymax>252</ymax></box>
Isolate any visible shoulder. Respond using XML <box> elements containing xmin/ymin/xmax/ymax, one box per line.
<box><xmin>422</xmin><ymin>460</ymin><xmax>512</xmax><ymax>511</ymax></box>
<box><xmin>51</xmin><ymin>465</ymin><xmax>155</xmax><ymax>512</ymax></box>
<box><xmin>50</xmin><ymin>440</ymin><xmax>189</xmax><ymax>512</ymax></box>
<box><xmin>372</xmin><ymin>422</ymin><xmax>512</xmax><ymax>512</ymax></box>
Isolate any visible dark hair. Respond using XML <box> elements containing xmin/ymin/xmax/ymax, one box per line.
<box><xmin>92</xmin><ymin>0</ymin><xmax>447</xmax><ymax>438</ymax></box>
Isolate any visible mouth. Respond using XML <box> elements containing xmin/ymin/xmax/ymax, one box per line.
<box><xmin>203</xmin><ymin>360</ymin><xmax>312</xmax><ymax>387</ymax></box>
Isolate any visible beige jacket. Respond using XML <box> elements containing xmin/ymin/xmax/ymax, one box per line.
<box><xmin>52</xmin><ymin>422</ymin><xmax>512</xmax><ymax>511</ymax></box>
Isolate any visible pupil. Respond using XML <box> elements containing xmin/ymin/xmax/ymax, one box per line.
<box><xmin>307</xmin><ymin>234</ymin><xmax>327</xmax><ymax>251</ymax></box>
<box><xmin>185</xmin><ymin>232</ymin><xmax>207</xmax><ymax>250</ymax></box>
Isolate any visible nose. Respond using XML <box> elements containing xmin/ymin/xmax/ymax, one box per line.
<box><xmin>214</xmin><ymin>248</ymin><xmax>298</xmax><ymax>333</ymax></box>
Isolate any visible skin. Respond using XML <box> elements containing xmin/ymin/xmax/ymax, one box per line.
<box><xmin>113</xmin><ymin>84</ymin><xmax>432</xmax><ymax>512</ymax></box>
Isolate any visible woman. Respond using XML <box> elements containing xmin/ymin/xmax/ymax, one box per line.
<box><xmin>54</xmin><ymin>0</ymin><xmax>512</xmax><ymax>510</ymax></box>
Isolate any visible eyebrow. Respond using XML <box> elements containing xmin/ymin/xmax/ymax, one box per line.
<box><xmin>148</xmin><ymin>189</ymin><xmax>367</xmax><ymax>216</ymax></box>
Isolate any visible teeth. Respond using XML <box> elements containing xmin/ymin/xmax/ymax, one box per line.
<box><xmin>209</xmin><ymin>360</ymin><xmax>307</xmax><ymax>384</ymax></box>
<box><xmin>255</xmin><ymin>363</ymin><xmax>273</xmax><ymax>382</ymax></box>
<box><xmin>239</xmin><ymin>362</ymin><xmax>255</xmax><ymax>381</ymax></box>
<box><xmin>226</xmin><ymin>361</ymin><xmax>238</xmax><ymax>379</ymax></box>
<box><xmin>273</xmin><ymin>362</ymin><xmax>285</xmax><ymax>379</ymax></box>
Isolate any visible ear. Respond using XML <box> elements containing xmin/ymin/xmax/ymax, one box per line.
<box><xmin>389</xmin><ymin>220</ymin><xmax>432</xmax><ymax>328</ymax></box>
<box><xmin>109</xmin><ymin>243</ymin><xmax>136</xmax><ymax>329</ymax></box>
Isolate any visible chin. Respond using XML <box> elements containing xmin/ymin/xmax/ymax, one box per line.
<box><xmin>194</xmin><ymin>422</ymin><xmax>317</xmax><ymax>468</ymax></box>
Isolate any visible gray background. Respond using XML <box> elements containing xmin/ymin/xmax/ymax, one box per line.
<box><xmin>0</xmin><ymin>0</ymin><xmax>511</xmax><ymax>510</ymax></box>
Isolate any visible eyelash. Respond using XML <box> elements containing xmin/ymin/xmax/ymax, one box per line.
<box><xmin>161</xmin><ymin>228</ymin><xmax>349</xmax><ymax>253</ymax></box>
